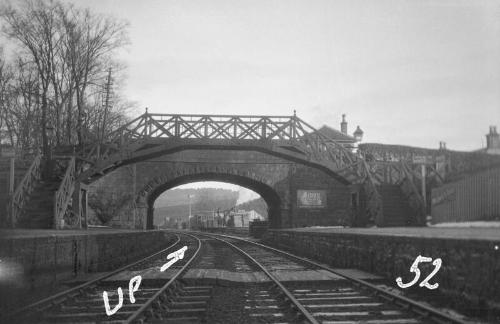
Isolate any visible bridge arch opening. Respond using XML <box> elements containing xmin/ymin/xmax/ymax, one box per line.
<box><xmin>144</xmin><ymin>173</ymin><xmax>282</xmax><ymax>229</ymax></box>
<box><xmin>153</xmin><ymin>181</ymin><xmax>266</xmax><ymax>229</ymax></box>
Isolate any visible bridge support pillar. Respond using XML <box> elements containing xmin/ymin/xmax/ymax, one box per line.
<box><xmin>147</xmin><ymin>204</ymin><xmax>154</xmax><ymax>230</ymax></box>
<box><xmin>135</xmin><ymin>203</ymin><xmax>148</xmax><ymax>230</ymax></box>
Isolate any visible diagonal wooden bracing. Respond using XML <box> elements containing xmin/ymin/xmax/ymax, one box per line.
<box><xmin>79</xmin><ymin>112</ymin><xmax>365</xmax><ymax>180</ymax></box>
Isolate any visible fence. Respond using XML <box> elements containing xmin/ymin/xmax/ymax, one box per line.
<box><xmin>431</xmin><ymin>165</ymin><xmax>500</xmax><ymax>223</ymax></box>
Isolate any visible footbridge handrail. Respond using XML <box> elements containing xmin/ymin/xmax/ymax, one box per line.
<box><xmin>9</xmin><ymin>153</ymin><xmax>42</xmax><ymax>227</ymax></box>
<box><xmin>80</xmin><ymin>112</ymin><xmax>364</xmax><ymax>180</ymax></box>
<box><xmin>54</xmin><ymin>156</ymin><xmax>76</xmax><ymax>229</ymax></box>
<box><xmin>363</xmin><ymin>160</ymin><xmax>426</xmax><ymax>225</ymax></box>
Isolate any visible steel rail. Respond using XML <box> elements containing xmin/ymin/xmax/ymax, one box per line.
<box><xmin>124</xmin><ymin>232</ymin><xmax>202</xmax><ymax>324</ymax></box>
<box><xmin>205</xmin><ymin>233</ymin><xmax>320</xmax><ymax>324</ymax></box>
<box><xmin>3</xmin><ymin>232</ymin><xmax>181</xmax><ymax>321</ymax></box>
<box><xmin>201</xmin><ymin>232</ymin><xmax>469</xmax><ymax>324</ymax></box>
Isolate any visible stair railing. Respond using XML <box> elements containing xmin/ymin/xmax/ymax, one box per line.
<box><xmin>360</xmin><ymin>160</ymin><xmax>384</xmax><ymax>226</ymax></box>
<box><xmin>9</xmin><ymin>154</ymin><xmax>42</xmax><ymax>227</ymax></box>
<box><xmin>54</xmin><ymin>157</ymin><xmax>76</xmax><ymax>229</ymax></box>
<box><xmin>399</xmin><ymin>161</ymin><xmax>426</xmax><ymax>225</ymax></box>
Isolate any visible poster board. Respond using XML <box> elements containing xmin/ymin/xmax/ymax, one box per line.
<box><xmin>297</xmin><ymin>190</ymin><xmax>326</xmax><ymax>208</ymax></box>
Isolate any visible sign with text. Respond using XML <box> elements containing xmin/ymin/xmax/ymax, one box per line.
<box><xmin>297</xmin><ymin>190</ymin><xmax>326</xmax><ymax>208</ymax></box>
<box><xmin>412</xmin><ymin>155</ymin><xmax>435</xmax><ymax>164</ymax></box>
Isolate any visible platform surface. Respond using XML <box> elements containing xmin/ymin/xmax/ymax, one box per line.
<box><xmin>3</xmin><ymin>226</ymin><xmax>500</xmax><ymax>242</ymax></box>
<box><xmin>284</xmin><ymin>226</ymin><xmax>500</xmax><ymax>241</ymax></box>
<box><xmin>0</xmin><ymin>228</ymin><xmax>147</xmax><ymax>239</ymax></box>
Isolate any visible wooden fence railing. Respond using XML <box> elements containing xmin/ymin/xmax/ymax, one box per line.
<box><xmin>54</xmin><ymin>157</ymin><xmax>76</xmax><ymax>229</ymax></box>
<box><xmin>9</xmin><ymin>154</ymin><xmax>42</xmax><ymax>227</ymax></box>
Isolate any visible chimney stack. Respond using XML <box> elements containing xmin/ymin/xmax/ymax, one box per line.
<box><xmin>486</xmin><ymin>126</ymin><xmax>500</xmax><ymax>149</ymax></box>
<box><xmin>341</xmin><ymin>114</ymin><xmax>347</xmax><ymax>135</ymax></box>
<box><xmin>439</xmin><ymin>141</ymin><xmax>447</xmax><ymax>150</ymax></box>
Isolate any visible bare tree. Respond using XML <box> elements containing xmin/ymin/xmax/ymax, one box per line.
<box><xmin>0</xmin><ymin>0</ymin><xmax>130</xmax><ymax>156</ymax></box>
<box><xmin>0</xmin><ymin>48</ymin><xmax>15</xmax><ymax>146</ymax></box>
<box><xmin>1</xmin><ymin>0</ymin><xmax>63</xmax><ymax>156</ymax></box>
<box><xmin>61</xmin><ymin>5</ymin><xmax>129</xmax><ymax>145</ymax></box>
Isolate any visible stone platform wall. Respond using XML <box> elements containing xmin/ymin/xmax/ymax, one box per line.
<box><xmin>0</xmin><ymin>230</ymin><xmax>175</xmax><ymax>312</ymax></box>
<box><xmin>263</xmin><ymin>230</ymin><xmax>500</xmax><ymax>313</ymax></box>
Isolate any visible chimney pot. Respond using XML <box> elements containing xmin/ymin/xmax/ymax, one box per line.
<box><xmin>340</xmin><ymin>114</ymin><xmax>348</xmax><ymax>135</ymax></box>
<box><xmin>486</xmin><ymin>125</ymin><xmax>500</xmax><ymax>149</ymax></box>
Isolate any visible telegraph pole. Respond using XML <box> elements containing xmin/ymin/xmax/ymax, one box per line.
<box><xmin>101</xmin><ymin>68</ymin><xmax>113</xmax><ymax>144</ymax></box>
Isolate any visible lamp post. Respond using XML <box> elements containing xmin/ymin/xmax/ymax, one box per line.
<box><xmin>188</xmin><ymin>194</ymin><xmax>194</xmax><ymax>229</ymax></box>
<box><xmin>353</xmin><ymin>126</ymin><xmax>364</xmax><ymax>142</ymax></box>
<box><xmin>353</xmin><ymin>126</ymin><xmax>364</xmax><ymax>153</ymax></box>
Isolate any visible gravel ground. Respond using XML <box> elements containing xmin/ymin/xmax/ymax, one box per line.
<box><xmin>206</xmin><ymin>285</ymin><xmax>299</xmax><ymax>324</ymax></box>
<box><xmin>193</xmin><ymin>238</ymin><xmax>255</xmax><ymax>272</ymax></box>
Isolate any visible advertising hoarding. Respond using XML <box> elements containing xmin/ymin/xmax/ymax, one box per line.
<box><xmin>297</xmin><ymin>190</ymin><xmax>326</xmax><ymax>208</ymax></box>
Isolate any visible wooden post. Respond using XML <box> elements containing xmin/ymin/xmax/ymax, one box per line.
<box><xmin>9</xmin><ymin>157</ymin><xmax>14</xmax><ymax>194</ymax></box>
<box><xmin>82</xmin><ymin>187</ymin><xmax>88</xmax><ymax>229</ymax></box>
<box><xmin>73</xmin><ymin>182</ymin><xmax>89</xmax><ymax>229</ymax></box>
<box><xmin>9</xmin><ymin>157</ymin><xmax>15</xmax><ymax>228</ymax></box>
<box><xmin>73</xmin><ymin>183</ymin><xmax>81</xmax><ymax>229</ymax></box>
<box><xmin>421</xmin><ymin>164</ymin><xmax>427</xmax><ymax>212</ymax></box>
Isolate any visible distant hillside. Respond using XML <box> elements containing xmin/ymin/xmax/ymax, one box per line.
<box><xmin>154</xmin><ymin>188</ymin><xmax>238</xmax><ymax>225</ymax></box>
<box><xmin>235</xmin><ymin>197</ymin><xmax>268</xmax><ymax>219</ymax></box>
<box><xmin>155</xmin><ymin>188</ymin><xmax>238</xmax><ymax>207</ymax></box>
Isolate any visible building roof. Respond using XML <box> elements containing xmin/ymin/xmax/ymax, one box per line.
<box><xmin>317</xmin><ymin>125</ymin><xmax>356</xmax><ymax>143</ymax></box>
<box><xmin>474</xmin><ymin>147</ymin><xmax>500</xmax><ymax>155</ymax></box>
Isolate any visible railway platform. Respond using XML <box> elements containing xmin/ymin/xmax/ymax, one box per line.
<box><xmin>264</xmin><ymin>226</ymin><xmax>500</xmax><ymax>319</ymax></box>
<box><xmin>287</xmin><ymin>226</ymin><xmax>500</xmax><ymax>241</ymax></box>
<box><xmin>0</xmin><ymin>228</ymin><xmax>176</xmax><ymax>314</ymax></box>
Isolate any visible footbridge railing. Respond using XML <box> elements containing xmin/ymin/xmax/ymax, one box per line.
<box><xmin>54</xmin><ymin>157</ymin><xmax>76</xmax><ymax>229</ymax></box>
<box><xmin>365</xmin><ymin>160</ymin><xmax>426</xmax><ymax>225</ymax></box>
<box><xmin>81</xmin><ymin>112</ymin><xmax>361</xmax><ymax>177</ymax></box>
<box><xmin>9</xmin><ymin>153</ymin><xmax>42</xmax><ymax>227</ymax></box>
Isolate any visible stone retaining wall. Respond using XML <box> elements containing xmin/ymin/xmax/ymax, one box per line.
<box><xmin>0</xmin><ymin>230</ymin><xmax>175</xmax><ymax>312</ymax></box>
<box><xmin>263</xmin><ymin>230</ymin><xmax>500</xmax><ymax>314</ymax></box>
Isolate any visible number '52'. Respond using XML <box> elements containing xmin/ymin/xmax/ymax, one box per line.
<box><xmin>396</xmin><ymin>255</ymin><xmax>442</xmax><ymax>290</ymax></box>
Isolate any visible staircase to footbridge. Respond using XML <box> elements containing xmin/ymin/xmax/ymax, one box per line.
<box><xmin>2</xmin><ymin>111</ymin><xmax>498</xmax><ymax>230</ymax></box>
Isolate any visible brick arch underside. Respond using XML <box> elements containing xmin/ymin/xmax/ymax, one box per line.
<box><xmin>138</xmin><ymin>171</ymin><xmax>283</xmax><ymax>229</ymax></box>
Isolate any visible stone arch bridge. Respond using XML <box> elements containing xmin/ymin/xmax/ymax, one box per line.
<box><xmin>90</xmin><ymin>149</ymin><xmax>355</xmax><ymax>229</ymax></box>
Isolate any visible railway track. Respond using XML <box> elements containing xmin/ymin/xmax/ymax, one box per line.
<box><xmin>202</xmin><ymin>232</ymin><xmax>469</xmax><ymax>324</ymax></box>
<box><xmin>2</xmin><ymin>233</ymin><xmax>203</xmax><ymax>324</ymax></box>
<box><xmin>3</xmin><ymin>230</ymin><xmax>470</xmax><ymax>324</ymax></box>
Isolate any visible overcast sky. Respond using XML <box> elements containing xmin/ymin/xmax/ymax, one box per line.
<box><xmin>75</xmin><ymin>0</ymin><xmax>500</xmax><ymax>151</ymax></box>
